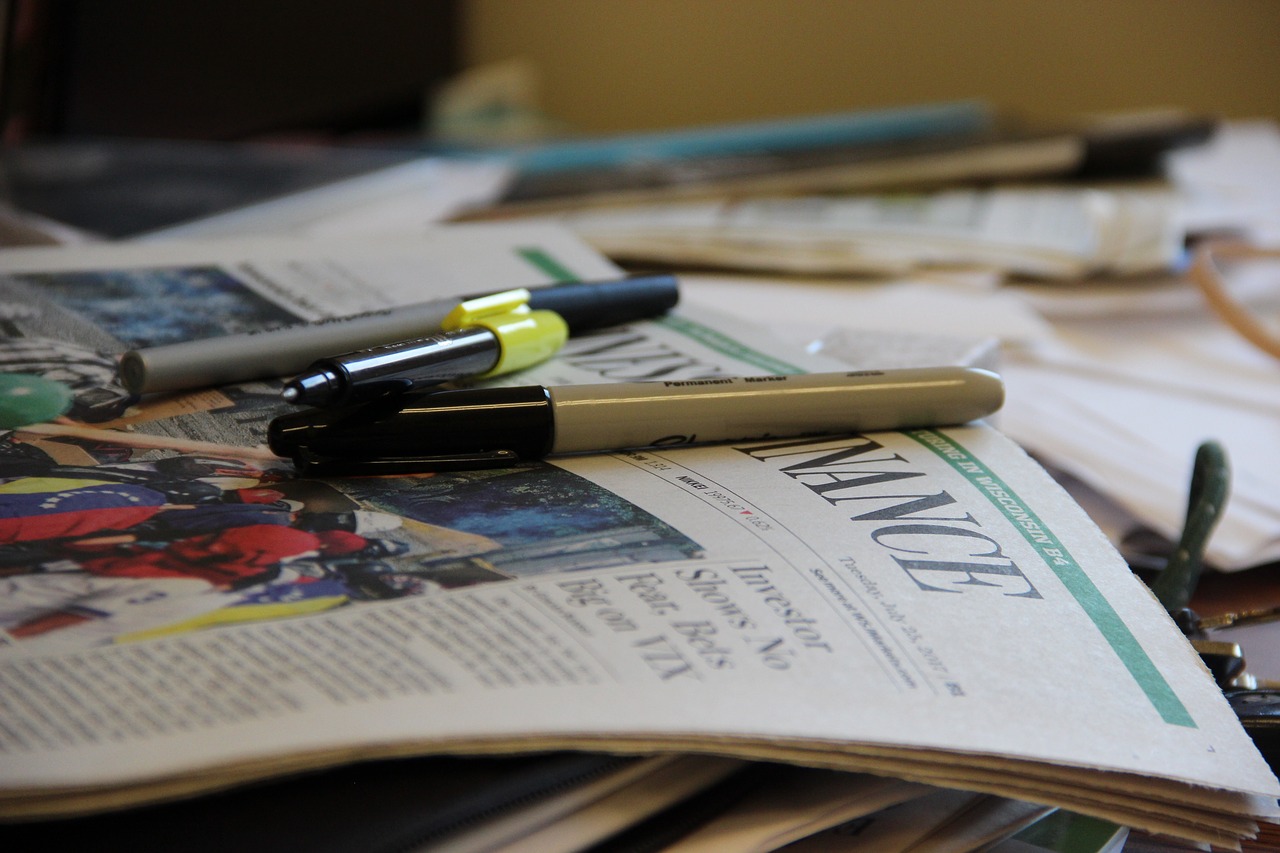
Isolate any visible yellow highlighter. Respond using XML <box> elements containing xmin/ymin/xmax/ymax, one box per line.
<box><xmin>280</xmin><ymin>289</ymin><xmax>568</xmax><ymax>408</ymax></box>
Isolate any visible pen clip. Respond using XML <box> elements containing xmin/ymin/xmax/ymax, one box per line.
<box><xmin>442</xmin><ymin>288</ymin><xmax>569</xmax><ymax>379</ymax></box>
<box><xmin>441</xmin><ymin>289</ymin><xmax>534</xmax><ymax>331</ymax></box>
<box><xmin>291</xmin><ymin>447</ymin><xmax>526</xmax><ymax>477</ymax></box>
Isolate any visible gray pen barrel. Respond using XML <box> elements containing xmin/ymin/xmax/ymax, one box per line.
<box><xmin>119</xmin><ymin>300</ymin><xmax>457</xmax><ymax>394</ymax></box>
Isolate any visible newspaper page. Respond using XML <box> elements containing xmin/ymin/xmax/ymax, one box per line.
<box><xmin>545</xmin><ymin>188</ymin><xmax>1179</xmax><ymax>280</ymax></box>
<box><xmin>0</xmin><ymin>226</ymin><xmax>1275</xmax><ymax>847</ymax></box>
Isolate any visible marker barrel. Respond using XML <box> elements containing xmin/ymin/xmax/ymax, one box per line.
<box><xmin>119</xmin><ymin>299</ymin><xmax>461</xmax><ymax>395</ymax></box>
<box><xmin>546</xmin><ymin>369</ymin><xmax>1004</xmax><ymax>453</ymax></box>
<box><xmin>268</xmin><ymin>368</ymin><xmax>1005</xmax><ymax>470</ymax></box>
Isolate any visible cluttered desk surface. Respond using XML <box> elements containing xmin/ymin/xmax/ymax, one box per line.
<box><xmin>0</xmin><ymin>102</ymin><xmax>1278</xmax><ymax>852</ymax></box>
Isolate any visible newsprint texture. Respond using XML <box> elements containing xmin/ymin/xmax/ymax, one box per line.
<box><xmin>0</xmin><ymin>226</ymin><xmax>1276</xmax><ymax>848</ymax></box>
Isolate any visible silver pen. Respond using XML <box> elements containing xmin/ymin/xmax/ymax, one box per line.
<box><xmin>118</xmin><ymin>274</ymin><xmax>679</xmax><ymax>395</ymax></box>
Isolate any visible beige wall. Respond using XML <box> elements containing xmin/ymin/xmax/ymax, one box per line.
<box><xmin>461</xmin><ymin>0</ymin><xmax>1280</xmax><ymax>133</ymax></box>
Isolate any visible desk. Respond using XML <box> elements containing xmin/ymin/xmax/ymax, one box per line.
<box><xmin>0</xmin><ymin>134</ymin><xmax>1277</xmax><ymax>852</ymax></box>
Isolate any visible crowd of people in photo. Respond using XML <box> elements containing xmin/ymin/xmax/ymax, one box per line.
<box><xmin>0</xmin><ymin>436</ymin><xmax>444</xmax><ymax>650</ymax></box>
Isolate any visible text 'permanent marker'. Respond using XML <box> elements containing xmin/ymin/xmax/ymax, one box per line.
<box><xmin>118</xmin><ymin>273</ymin><xmax>679</xmax><ymax>395</ymax></box>
<box><xmin>268</xmin><ymin>367</ymin><xmax>1005</xmax><ymax>476</ymax></box>
<box><xmin>281</xmin><ymin>289</ymin><xmax>567</xmax><ymax>407</ymax></box>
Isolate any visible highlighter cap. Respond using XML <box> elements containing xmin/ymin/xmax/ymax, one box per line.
<box><xmin>443</xmin><ymin>290</ymin><xmax>568</xmax><ymax>378</ymax></box>
<box><xmin>268</xmin><ymin>384</ymin><xmax>555</xmax><ymax>476</ymax></box>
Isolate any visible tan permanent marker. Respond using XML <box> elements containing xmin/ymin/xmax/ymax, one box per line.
<box><xmin>268</xmin><ymin>367</ymin><xmax>1005</xmax><ymax>475</ymax></box>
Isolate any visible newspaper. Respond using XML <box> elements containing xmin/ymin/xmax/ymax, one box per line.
<box><xmin>0</xmin><ymin>226</ymin><xmax>1276</xmax><ymax>847</ymax></box>
<box><xmin>543</xmin><ymin>188</ymin><xmax>1180</xmax><ymax>280</ymax></box>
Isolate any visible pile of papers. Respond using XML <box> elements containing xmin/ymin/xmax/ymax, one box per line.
<box><xmin>546</xmin><ymin>187</ymin><xmax>1182</xmax><ymax>280</ymax></box>
<box><xmin>0</xmin><ymin>228</ymin><xmax>1276</xmax><ymax>851</ymax></box>
<box><xmin>1000</xmin><ymin>288</ymin><xmax>1280</xmax><ymax>571</ymax></box>
<box><xmin>4</xmin><ymin>100</ymin><xmax>1280</xmax><ymax>850</ymax></box>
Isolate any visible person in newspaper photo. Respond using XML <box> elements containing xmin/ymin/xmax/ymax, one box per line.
<box><xmin>0</xmin><ymin>424</ymin><xmax>705</xmax><ymax>652</ymax></box>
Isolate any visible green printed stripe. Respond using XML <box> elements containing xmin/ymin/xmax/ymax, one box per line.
<box><xmin>656</xmin><ymin>315</ymin><xmax>807</xmax><ymax>375</ymax></box>
<box><xmin>905</xmin><ymin>429</ymin><xmax>1196</xmax><ymax>728</ymax></box>
<box><xmin>517</xmin><ymin>247</ymin><xmax>579</xmax><ymax>283</ymax></box>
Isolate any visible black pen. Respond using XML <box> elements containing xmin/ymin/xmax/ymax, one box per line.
<box><xmin>119</xmin><ymin>273</ymin><xmax>680</xmax><ymax>395</ymax></box>
<box><xmin>282</xmin><ymin>289</ymin><xmax>567</xmax><ymax>407</ymax></box>
<box><xmin>268</xmin><ymin>367</ymin><xmax>1006</xmax><ymax>476</ymax></box>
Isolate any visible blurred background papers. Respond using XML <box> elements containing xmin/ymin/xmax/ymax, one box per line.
<box><xmin>1168</xmin><ymin>120</ymin><xmax>1280</xmax><ymax>245</ymax></box>
<box><xmin>999</xmin><ymin>123</ymin><xmax>1280</xmax><ymax>572</ymax></box>
<box><xmin>547</xmin><ymin>186</ymin><xmax>1181</xmax><ymax>280</ymax></box>
<box><xmin>998</xmin><ymin>305</ymin><xmax>1280</xmax><ymax>572</ymax></box>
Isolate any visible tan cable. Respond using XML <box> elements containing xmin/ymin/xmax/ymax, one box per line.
<box><xmin>1189</xmin><ymin>241</ymin><xmax>1280</xmax><ymax>361</ymax></box>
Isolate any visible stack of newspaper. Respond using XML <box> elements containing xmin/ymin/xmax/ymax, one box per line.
<box><xmin>542</xmin><ymin>187</ymin><xmax>1182</xmax><ymax>280</ymax></box>
<box><xmin>0</xmin><ymin>224</ymin><xmax>1275</xmax><ymax>850</ymax></box>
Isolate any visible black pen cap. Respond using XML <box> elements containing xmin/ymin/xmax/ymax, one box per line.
<box><xmin>268</xmin><ymin>385</ymin><xmax>555</xmax><ymax>462</ymax></box>
<box><xmin>519</xmin><ymin>274</ymin><xmax>679</xmax><ymax>332</ymax></box>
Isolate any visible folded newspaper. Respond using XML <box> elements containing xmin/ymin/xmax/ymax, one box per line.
<box><xmin>0</xmin><ymin>225</ymin><xmax>1275</xmax><ymax>848</ymax></box>
<box><xmin>545</xmin><ymin>188</ymin><xmax>1181</xmax><ymax>280</ymax></box>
